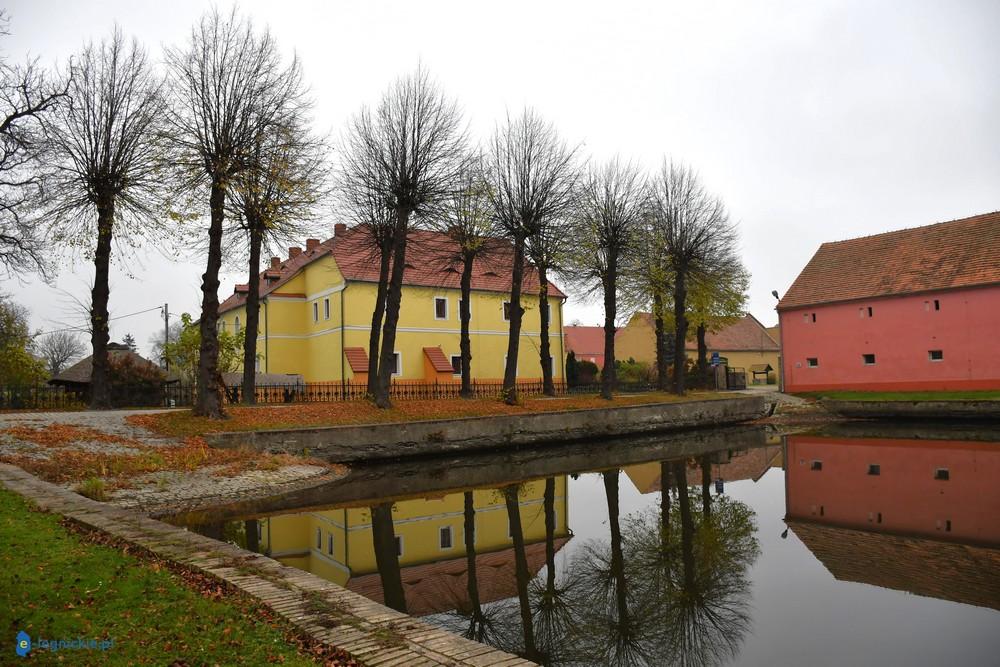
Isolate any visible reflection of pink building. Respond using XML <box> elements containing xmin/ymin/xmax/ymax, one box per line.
<box><xmin>777</xmin><ymin>212</ymin><xmax>1000</xmax><ymax>392</ymax></box>
<box><xmin>785</xmin><ymin>435</ymin><xmax>1000</xmax><ymax>545</ymax></box>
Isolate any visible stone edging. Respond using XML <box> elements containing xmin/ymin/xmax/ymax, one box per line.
<box><xmin>207</xmin><ymin>396</ymin><xmax>768</xmax><ymax>462</ymax></box>
<box><xmin>822</xmin><ymin>398</ymin><xmax>1000</xmax><ymax>420</ymax></box>
<box><xmin>0</xmin><ymin>464</ymin><xmax>534</xmax><ymax>667</ymax></box>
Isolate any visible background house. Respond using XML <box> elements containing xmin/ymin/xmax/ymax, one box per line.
<box><xmin>777</xmin><ymin>211</ymin><xmax>1000</xmax><ymax>392</ymax></box>
<box><xmin>48</xmin><ymin>342</ymin><xmax>172</xmax><ymax>391</ymax></box>
<box><xmin>563</xmin><ymin>325</ymin><xmax>609</xmax><ymax>369</ymax></box>
<box><xmin>615</xmin><ymin>312</ymin><xmax>780</xmax><ymax>383</ymax></box>
<box><xmin>218</xmin><ymin>223</ymin><xmax>567</xmax><ymax>383</ymax></box>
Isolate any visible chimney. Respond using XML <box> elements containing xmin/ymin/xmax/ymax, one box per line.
<box><xmin>289</xmin><ymin>246</ymin><xmax>302</xmax><ymax>258</ymax></box>
<box><xmin>270</xmin><ymin>256</ymin><xmax>281</xmax><ymax>269</ymax></box>
<box><xmin>306</xmin><ymin>238</ymin><xmax>320</xmax><ymax>252</ymax></box>
<box><xmin>334</xmin><ymin>223</ymin><xmax>347</xmax><ymax>237</ymax></box>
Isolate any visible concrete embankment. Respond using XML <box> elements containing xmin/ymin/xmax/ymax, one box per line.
<box><xmin>822</xmin><ymin>399</ymin><xmax>1000</xmax><ymax>421</ymax></box>
<box><xmin>205</xmin><ymin>395</ymin><xmax>768</xmax><ymax>462</ymax></box>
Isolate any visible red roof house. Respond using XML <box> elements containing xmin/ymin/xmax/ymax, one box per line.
<box><xmin>564</xmin><ymin>325</ymin><xmax>609</xmax><ymax>369</ymax></box>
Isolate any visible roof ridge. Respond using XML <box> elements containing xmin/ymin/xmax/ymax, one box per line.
<box><xmin>819</xmin><ymin>210</ymin><xmax>1000</xmax><ymax>247</ymax></box>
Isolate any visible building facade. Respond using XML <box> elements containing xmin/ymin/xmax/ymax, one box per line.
<box><xmin>217</xmin><ymin>224</ymin><xmax>567</xmax><ymax>383</ymax></box>
<box><xmin>778</xmin><ymin>212</ymin><xmax>1000</xmax><ymax>392</ymax></box>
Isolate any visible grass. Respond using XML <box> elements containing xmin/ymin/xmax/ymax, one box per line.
<box><xmin>799</xmin><ymin>390</ymin><xmax>1000</xmax><ymax>401</ymax></box>
<box><xmin>75</xmin><ymin>477</ymin><xmax>108</xmax><ymax>502</ymax></box>
<box><xmin>126</xmin><ymin>391</ymin><xmax>730</xmax><ymax>438</ymax></box>
<box><xmin>0</xmin><ymin>487</ymin><xmax>350</xmax><ymax>666</ymax></box>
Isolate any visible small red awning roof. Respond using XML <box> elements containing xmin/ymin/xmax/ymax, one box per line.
<box><xmin>423</xmin><ymin>346</ymin><xmax>453</xmax><ymax>373</ymax></box>
<box><xmin>344</xmin><ymin>347</ymin><xmax>368</xmax><ymax>373</ymax></box>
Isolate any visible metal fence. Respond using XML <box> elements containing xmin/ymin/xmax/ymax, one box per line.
<box><xmin>0</xmin><ymin>379</ymin><xmax>663</xmax><ymax>411</ymax></box>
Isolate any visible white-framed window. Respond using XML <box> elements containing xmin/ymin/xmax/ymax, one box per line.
<box><xmin>395</xmin><ymin>535</ymin><xmax>403</xmax><ymax>556</ymax></box>
<box><xmin>389</xmin><ymin>351</ymin><xmax>402</xmax><ymax>377</ymax></box>
<box><xmin>324</xmin><ymin>298</ymin><xmax>330</xmax><ymax>320</ymax></box>
<box><xmin>451</xmin><ymin>355</ymin><xmax>462</xmax><ymax>376</ymax></box>
<box><xmin>806</xmin><ymin>357</ymin><xmax>819</xmax><ymax>368</ymax></box>
<box><xmin>928</xmin><ymin>349</ymin><xmax>943</xmax><ymax>361</ymax></box>
<box><xmin>255</xmin><ymin>357</ymin><xmax>261</xmax><ymax>372</ymax></box>
<box><xmin>434</xmin><ymin>296</ymin><xmax>448</xmax><ymax>320</ymax></box>
<box><xmin>862</xmin><ymin>353</ymin><xmax>876</xmax><ymax>366</ymax></box>
<box><xmin>503</xmin><ymin>301</ymin><xmax>512</xmax><ymax>321</ymax></box>
<box><xmin>312</xmin><ymin>302</ymin><xmax>319</xmax><ymax>322</ymax></box>
<box><xmin>234</xmin><ymin>316</ymin><xmax>241</xmax><ymax>333</ymax></box>
<box><xmin>439</xmin><ymin>526</ymin><xmax>453</xmax><ymax>550</ymax></box>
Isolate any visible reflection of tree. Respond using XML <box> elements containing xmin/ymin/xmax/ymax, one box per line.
<box><xmin>504</xmin><ymin>483</ymin><xmax>541</xmax><ymax>662</ymax></box>
<box><xmin>529</xmin><ymin>477</ymin><xmax>576</xmax><ymax>664</ymax></box>
<box><xmin>370</xmin><ymin>502</ymin><xmax>407</xmax><ymax>613</ymax></box>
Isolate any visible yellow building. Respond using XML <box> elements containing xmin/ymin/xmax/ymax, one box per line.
<box><xmin>614</xmin><ymin>312</ymin><xmax>781</xmax><ymax>383</ymax></box>
<box><xmin>255</xmin><ymin>478</ymin><xmax>570</xmax><ymax>615</ymax></box>
<box><xmin>218</xmin><ymin>224</ymin><xmax>567</xmax><ymax>383</ymax></box>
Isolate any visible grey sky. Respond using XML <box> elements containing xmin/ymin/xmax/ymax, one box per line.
<box><xmin>6</xmin><ymin>0</ymin><xmax>999</xmax><ymax>357</ymax></box>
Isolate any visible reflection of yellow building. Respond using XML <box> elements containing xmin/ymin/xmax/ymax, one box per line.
<box><xmin>258</xmin><ymin>478</ymin><xmax>570</xmax><ymax>615</ymax></box>
<box><xmin>217</xmin><ymin>225</ymin><xmax>567</xmax><ymax>383</ymax></box>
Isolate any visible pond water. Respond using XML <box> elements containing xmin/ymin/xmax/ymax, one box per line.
<box><xmin>167</xmin><ymin>424</ymin><xmax>1000</xmax><ymax>666</ymax></box>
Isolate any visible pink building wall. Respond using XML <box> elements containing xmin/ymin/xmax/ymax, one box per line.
<box><xmin>785</xmin><ymin>436</ymin><xmax>1000</xmax><ymax>545</ymax></box>
<box><xmin>779</xmin><ymin>284</ymin><xmax>1000</xmax><ymax>392</ymax></box>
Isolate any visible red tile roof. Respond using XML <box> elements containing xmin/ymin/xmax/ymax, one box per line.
<box><xmin>778</xmin><ymin>211</ymin><xmax>1000</xmax><ymax>310</ymax></box>
<box><xmin>343</xmin><ymin>347</ymin><xmax>368</xmax><ymax>373</ymax></box>
<box><xmin>423</xmin><ymin>346</ymin><xmax>453</xmax><ymax>373</ymax></box>
<box><xmin>220</xmin><ymin>225</ymin><xmax>566</xmax><ymax>314</ymax></box>
<box><xmin>620</xmin><ymin>313</ymin><xmax>779</xmax><ymax>352</ymax></box>
<box><xmin>564</xmin><ymin>326</ymin><xmax>608</xmax><ymax>356</ymax></box>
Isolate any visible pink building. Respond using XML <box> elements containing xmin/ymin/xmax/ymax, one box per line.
<box><xmin>777</xmin><ymin>211</ymin><xmax>1000</xmax><ymax>392</ymax></box>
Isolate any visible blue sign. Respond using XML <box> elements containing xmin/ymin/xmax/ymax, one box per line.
<box><xmin>711</xmin><ymin>352</ymin><xmax>721</xmax><ymax>366</ymax></box>
<box><xmin>16</xmin><ymin>631</ymin><xmax>30</xmax><ymax>657</ymax></box>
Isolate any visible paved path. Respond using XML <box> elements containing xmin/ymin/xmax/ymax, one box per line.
<box><xmin>0</xmin><ymin>464</ymin><xmax>535</xmax><ymax>667</ymax></box>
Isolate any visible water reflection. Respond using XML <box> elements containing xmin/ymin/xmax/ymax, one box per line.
<box><xmin>173</xmin><ymin>426</ymin><xmax>1000</xmax><ymax>665</ymax></box>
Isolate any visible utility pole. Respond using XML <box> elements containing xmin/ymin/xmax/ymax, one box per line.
<box><xmin>162</xmin><ymin>303</ymin><xmax>170</xmax><ymax>371</ymax></box>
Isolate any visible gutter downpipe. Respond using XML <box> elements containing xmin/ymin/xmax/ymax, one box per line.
<box><xmin>264</xmin><ymin>298</ymin><xmax>269</xmax><ymax>373</ymax></box>
<box><xmin>340</xmin><ymin>285</ymin><xmax>347</xmax><ymax>386</ymax></box>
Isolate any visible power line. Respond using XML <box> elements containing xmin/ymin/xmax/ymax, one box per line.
<box><xmin>33</xmin><ymin>305</ymin><xmax>166</xmax><ymax>337</ymax></box>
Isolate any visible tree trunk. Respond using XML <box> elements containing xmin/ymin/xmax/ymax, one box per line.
<box><xmin>89</xmin><ymin>194</ymin><xmax>114</xmax><ymax>409</ymax></box>
<box><xmin>241</xmin><ymin>221</ymin><xmax>263</xmax><ymax>405</ymax></box>
<box><xmin>504</xmin><ymin>484</ymin><xmax>538</xmax><ymax>660</ymax></box>
<box><xmin>671</xmin><ymin>271</ymin><xmax>688</xmax><ymax>395</ymax></box>
<box><xmin>538</xmin><ymin>265</ymin><xmax>554</xmax><ymax>396</ymax></box>
<box><xmin>660</xmin><ymin>460</ymin><xmax>671</xmax><ymax>554</ymax></box>
<box><xmin>601</xmin><ymin>258</ymin><xmax>618</xmax><ymax>400</ymax></box>
<box><xmin>463</xmin><ymin>491</ymin><xmax>485</xmax><ymax>638</ymax></box>
<box><xmin>459</xmin><ymin>254</ymin><xmax>474</xmax><ymax>398</ymax></box>
<box><xmin>673</xmin><ymin>460</ymin><xmax>696</xmax><ymax>591</ymax></box>
<box><xmin>653</xmin><ymin>292</ymin><xmax>668</xmax><ymax>391</ymax></box>
<box><xmin>696</xmin><ymin>322</ymin><xmax>708</xmax><ymax>389</ymax></box>
<box><xmin>544</xmin><ymin>477</ymin><xmax>556</xmax><ymax>594</ymax></box>
<box><xmin>604</xmin><ymin>470</ymin><xmax>631</xmax><ymax>635</ymax></box>
<box><xmin>701</xmin><ymin>454</ymin><xmax>712</xmax><ymax>518</ymax></box>
<box><xmin>367</xmin><ymin>236</ymin><xmax>392</xmax><ymax>397</ymax></box>
<box><xmin>194</xmin><ymin>180</ymin><xmax>226</xmax><ymax>418</ymax></box>
<box><xmin>502</xmin><ymin>234</ymin><xmax>526</xmax><ymax>405</ymax></box>
<box><xmin>375</xmin><ymin>209</ymin><xmax>409</xmax><ymax>408</ymax></box>
<box><xmin>371</xmin><ymin>502</ymin><xmax>406</xmax><ymax>613</ymax></box>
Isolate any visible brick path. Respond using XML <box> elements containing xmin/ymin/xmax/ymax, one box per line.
<box><xmin>0</xmin><ymin>463</ymin><xmax>535</xmax><ymax>666</ymax></box>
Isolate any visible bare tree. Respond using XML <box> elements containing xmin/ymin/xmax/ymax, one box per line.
<box><xmin>36</xmin><ymin>330</ymin><xmax>85</xmax><ymax>376</ymax></box>
<box><xmin>484</xmin><ymin>109</ymin><xmax>577</xmax><ymax>405</ymax></box>
<box><xmin>43</xmin><ymin>28</ymin><xmax>164</xmax><ymax>408</ymax></box>
<box><xmin>648</xmin><ymin>160</ymin><xmax>737</xmax><ymax>395</ymax></box>
<box><xmin>568</xmin><ymin>158</ymin><xmax>646</xmax><ymax>399</ymax></box>
<box><xmin>526</xmin><ymin>210</ymin><xmax>573</xmax><ymax>396</ymax></box>
<box><xmin>227</xmin><ymin>99</ymin><xmax>330</xmax><ymax>404</ymax></box>
<box><xmin>165</xmin><ymin>8</ymin><xmax>302</xmax><ymax>418</ymax></box>
<box><xmin>0</xmin><ymin>12</ymin><xmax>68</xmax><ymax>277</ymax></box>
<box><xmin>688</xmin><ymin>252</ymin><xmax>749</xmax><ymax>386</ymax></box>
<box><xmin>430</xmin><ymin>159</ymin><xmax>496</xmax><ymax>398</ymax></box>
<box><xmin>339</xmin><ymin>66</ymin><xmax>467</xmax><ymax>408</ymax></box>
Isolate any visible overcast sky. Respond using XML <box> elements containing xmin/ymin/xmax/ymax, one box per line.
<box><xmin>6</xmin><ymin>0</ymin><xmax>999</xmax><ymax>357</ymax></box>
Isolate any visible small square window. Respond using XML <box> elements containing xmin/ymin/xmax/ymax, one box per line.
<box><xmin>806</xmin><ymin>357</ymin><xmax>819</xmax><ymax>368</ymax></box>
<box><xmin>863</xmin><ymin>353</ymin><xmax>876</xmax><ymax>365</ymax></box>
<box><xmin>439</xmin><ymin>526</ymin><xmax>453</xmax><ymax>549</ymax></box>
<box><xmin>929</xmin><ymin>350</ymin><xmax>943</xmax><ymax>361</ymax></box>
<box><xmin>450</xmin><ymin>355</ymin><xmax>462</xmax><ymax>375</ymax></box>
<box><xmin>934</xmin><ymin>468</ymin><xmax>949</xmax><ymax>481</ymax></box>
<box><xmin>503</xmin><ymin>301</ymin><xmax>511</xmax><ymax>321</ymax></box>
<box><xmin>868</xmin><ymin>464</ymin><xmax>880</xmax><ymax>475</ymax></box>
<box><xmin>395</xmin><ymin>535</ymin><xmax>403</xmax><ymax>556</ymax></box>
<box><xmin>324</xmin><ymin>298</ymin><xmax>330</xmax><ymax>320</ymax></box>
<box><xmin>434</xmin><ymin>297</ymin><xmax>447</xmax><ymax>320</ymax></box>
<box><xmin>810</xmin><ymin>460</ymin><xmax>823</xmax><ymax>471</ymax></box>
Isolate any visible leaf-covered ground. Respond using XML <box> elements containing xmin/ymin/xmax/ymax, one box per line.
<box><xmin>0</xmin><ymin>487</ymin><xmax>355</xmax><ymax>666</ymax></box>
<box><xmin>128</xmin><ymin>392</ymin><xmax>729</xmax><ymax>438</ymax></box>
